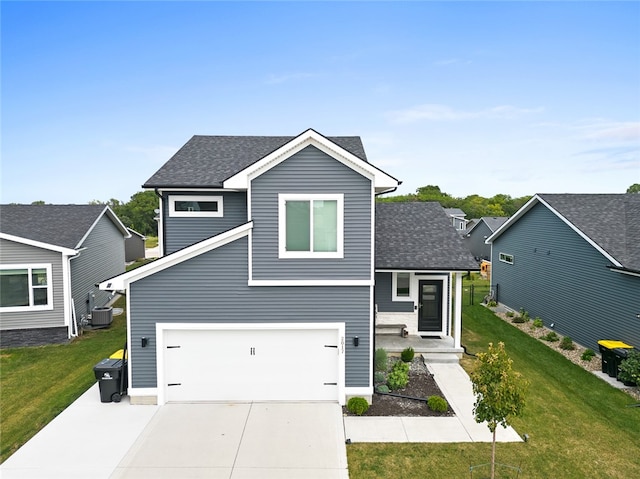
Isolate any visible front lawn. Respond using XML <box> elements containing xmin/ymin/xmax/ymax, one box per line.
<box><xmin>347</xmin><ymin>305</ymin><xmax>640</xmax><ymax>478</ymax></box>
<box><xmin>0</xmin><ymin>296</ymin><xmax>127</xmax><ymax>463</ymax></box>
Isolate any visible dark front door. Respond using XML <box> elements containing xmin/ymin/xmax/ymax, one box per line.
<box><xmin>418</xmin><ymin>280</ymin><xmax>443</xmax><ymax>332</ymax></box>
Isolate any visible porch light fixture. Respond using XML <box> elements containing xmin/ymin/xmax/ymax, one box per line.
<box><xmin>353</xmin><ymin>336</ymin><xmax>359</xmax><ymax>347</ymax></box>
<box><xmin>141</xmin><ymin>337</ymin><xmax>148</xmax><ymax>348</ymax></box>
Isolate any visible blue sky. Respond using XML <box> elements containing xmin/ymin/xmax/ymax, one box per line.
<box><xmin>2</xmin><ymin>1</ymin><xmax>639</xmax><ymax>204</ymax></box>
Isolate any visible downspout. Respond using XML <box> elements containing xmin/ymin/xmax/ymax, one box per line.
<box><xmin>68</xmin><ymin>249</ymin><xmax>87</xmax><ymax>336</ymax></box>
<box><xmin>371</xmin><ymin>182</ymin><xmax>400</xmax><ymax>392</ymax></box>
<box><xmin>154</xmin><ymin>188</ymin><xmax>164</xmax><ymax>257</ymax></box>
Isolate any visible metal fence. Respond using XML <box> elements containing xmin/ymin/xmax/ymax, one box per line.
<box><xmin>467</xmin><ymin>283</ymin><xmax>499</xmax><ymax>306</ymax></box>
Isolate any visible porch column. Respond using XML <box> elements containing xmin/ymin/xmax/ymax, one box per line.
<box><xmin>454</xmin><ymin>272</ymin><xmax>463</xmax><ymax>349</ymax></box>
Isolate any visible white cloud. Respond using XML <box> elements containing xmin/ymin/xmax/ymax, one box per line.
<box><xmin>387</xmin><ymin>103</ymin><xmax>544</xmax><ymax>123</ymax></box>
<box><xmin>581</xmin><ymin>122</ymin><xmax>640</xmax><ymax>142</ymax></box>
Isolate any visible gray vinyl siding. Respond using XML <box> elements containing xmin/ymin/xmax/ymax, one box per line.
<box><xmin>251</xmin><ymin>145</ymin><xmax>372</xmax><ymax>280</ymax></box>
<box><xmin>125</xmin><ymin>233</ymin><xmax>145</xmax><ymax>262</ymax></box>
<box><xmin>129</xmin><ymin>236</ymin><xmax>371</xmax><ymax>389</ymax></box>
<box><xmin>71</xmin><ymin>214</ymin><xmax>125</xmax><ymax>317</ymax></box>
<box><xmin>163</xmin><ymin>192</ymin><xmax>248</xmax><ymax>254</ymax></box>
<box><xmin>466</xmin><ymin>222</ymin><xmax>492</xmax><ymax>260</ymax></box>
<box><xmin>491</xmin><ymin>202</ymin><xmax>640</xmax><ymax>351</ymax></box>
<box><xmin>0</xmin><ymin>238</ymin><xmax>66</xmax><ymax>329</ymax></box>
<box><xmin>374</xmin><ymin>272</ymin><xmax>414</xmax><ymax>313</ymax></box>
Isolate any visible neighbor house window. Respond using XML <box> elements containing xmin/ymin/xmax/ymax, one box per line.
<box><xmin>499</xmin><ymin>252</ymin><xmax>514</xmax><ymax>264</ymax></box>
<box><xmin>393</xmin><ymin>272</ymin><xmax>411</xmax><ymax>300</ymax></box>
<box><xmin>278</xmin><ymin>194</ymin><xmax>344</xmax><ymax>258</ymax></box>
<box><xmin>0</xmin><ymin>264</ymin><xmax>53</xmax><ymax>311</ymax></box>
<box><xmin>168</xmin><ymin>195</ymin><xmax>223</xmax><ymax>217</ymax></box>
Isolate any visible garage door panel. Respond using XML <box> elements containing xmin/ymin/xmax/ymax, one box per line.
<box><xmin>163</xmin><ymin>327</ymin><xmax>342</xmax><ymax>402</ymax></box>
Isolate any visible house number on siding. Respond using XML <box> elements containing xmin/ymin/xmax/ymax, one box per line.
<box><xmin>250</xmin><ymin>347</ymin><xmax>256</xmax><ymax>355</ymax></box>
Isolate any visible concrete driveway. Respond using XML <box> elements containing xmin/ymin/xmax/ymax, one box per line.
<box><xmin>112</xmin><ymin>402</ymin><xmax>348</xmax><ymax>478</ymax></box>
<box><xmin>0</xmin><ymin>384</ymin><xmax>348</xmax><ymax>479</ymax></box>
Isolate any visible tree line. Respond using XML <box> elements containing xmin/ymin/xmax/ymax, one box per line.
<box><xmin>378</xmin><ymin>185</ymin><xmax>532</xmax><ymax>220</ymax></box>
<box><xmin>380</xmin><ymin>183</ymin><xmax>640</xmax><ymax>220</ymax></box>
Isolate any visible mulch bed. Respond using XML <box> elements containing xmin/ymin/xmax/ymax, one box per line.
<box><xmin>343</xmin><ymin>357</ymin><xmax>455</xmax><ymax>417</ymax></box>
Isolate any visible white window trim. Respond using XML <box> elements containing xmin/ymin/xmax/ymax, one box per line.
<box><xmin>392</xmin><ymin>272</ymin><xmax>412</xmax><ymax>301</ymax></box>
<box><xmin>0</xmin><ymin>263</ymin><xmax>53</xmax><ymax>312</ymax></box>
<box><xmin>499</xmin><ymin>252</ymin><xmax>514</xmax><ymax>264</ymax></box>
<box><xmin>168</xmin><ymin>195</ymin><xmax>223</xmax><ymax>218</ymax></box>
<box><xmin>278</xmin><ymin>194</ymin><xmax>344</xmax><ymax>259</ymax></box>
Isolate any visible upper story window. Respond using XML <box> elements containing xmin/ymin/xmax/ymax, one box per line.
<box><xmin>168</xmin><ymin>195</ymin><xmax>223</xmax><ymax>217</ymax></box>
<box><xmin>0</xmin><ymin>264</ymin><xmax>53</xmax><ymax>312</ymax></box>
<box><xmin>393</xmin><ymin>272</ymin><xmax>411</xmax><ymax>300</ymax></box>
<box><xmin>499</xmin><ymin>252</ymin><xmax>514</xmax><ymax>264</ymax></box>
<box><xmin>278</xmin><ymin>194</ymin><xmax>344</xmax><ymax>258</ymax></box>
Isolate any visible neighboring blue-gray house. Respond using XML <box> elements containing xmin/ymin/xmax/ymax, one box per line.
<box><xmin>486</xmin><ymin>193</ymin><xmax>640</xmax><ymax>352</ymax></box>
<box><xmin>100</xmin><ymin>129</ymin><xmax>477</xmax><ymax>406</ymax></box>
<box><xmin>125</xmin><ymin>228</ymin><xmax>146</xmax><ymax>262</ymax></box>
<box><xmin>0</xmin><ymin>205</ymin><xmax>129</xmax><ymax>347</ymax></box>
<box><xmin>465</xmin><ymin>216</ymin><xmax>509</xmax><ymax>261</ymax></box>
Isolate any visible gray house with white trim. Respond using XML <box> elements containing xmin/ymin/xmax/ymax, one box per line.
<box><xmin>0</xmin><ymin>205</ymin><xmax>129</xmax><ymax>347</ymax></box>
<box><xmin>486</xmin><ymin>193</ymin><xmax>640</xmax><ymax>352</ymax></box>
<box><xmin>465</xmin><ymin>216</ymin><xmax>509</xmax><ymax>261</ymax></box>
<box><xmin>375</xmin><ymin>202</ymin><xmax>478</xmax><ymax>338</ymax></box>
<box><xmin>100</xmin><ymin>129</ymin><xmax>477</xmax><ymax>406</ymax></box>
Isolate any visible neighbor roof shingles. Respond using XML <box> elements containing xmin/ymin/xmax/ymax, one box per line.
<box><xmin>376</xmin><ymin>202</ymin><xmax>478</xmax><ymax>270</ymax></box>
<box><xmin>538</xmin><ymin>193</ymin><xmax>640</xmax><ymax>271</ymax></box>
<box><xmin>143</xmin><ymin>135</ymin><xmax>368</xmax><ymax>188</ymax></box>
<box><xmin>0</xmin><ymin>204</ymin><xmax>108</xmax><ymax>249</ymax></box>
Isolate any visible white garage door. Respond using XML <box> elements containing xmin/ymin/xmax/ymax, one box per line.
<box><xmin>162</xmin><ymin>325</ymin><xmax>342</xmax><ymax>402</ymax></box>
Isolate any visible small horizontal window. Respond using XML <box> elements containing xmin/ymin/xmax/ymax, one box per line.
<box><xmin>499</xmin><ymin>252</ymin><xmax>514</xmax><ymax>264</ymax></box>
<box><xmin>169</xmin><ymin>195</ymin><xmax>223</xmax><ymax>217</ymax></box>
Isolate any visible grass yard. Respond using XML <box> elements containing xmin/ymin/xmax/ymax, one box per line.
<box><xmin>144</xmin><ymin>235</ymin><xmax>158</xmax><ymax>248</ymax></box>
<box><xmin>347</xmin><ymin>304</ymin><xmax>640</xmax><ymax>479</ymax></box>
<box><xmin>0</xmin><ymin>296</ymin><xmax>127</xmax><ymax>463</ymax></box>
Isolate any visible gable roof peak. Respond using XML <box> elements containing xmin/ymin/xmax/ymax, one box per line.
<box><xmin>144</xmin><ymin>129</ymin><xmax>399</xmax><ymax>193</ymax></box>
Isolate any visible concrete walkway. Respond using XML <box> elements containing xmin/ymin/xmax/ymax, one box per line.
<box><xmin>343</xmin><ymin>362</ymin><xmax>523</xmax><ymax>443</ymax></box>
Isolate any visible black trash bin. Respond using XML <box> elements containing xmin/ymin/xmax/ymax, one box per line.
<box><xmin>93</xmin><ymin>358</ymin><xmax>127</xmax><ymax>403</ymax></box>
<box><xmin>598</xmin><ymin>340</ymin><xmax>634</xmax><ymax>377</ymax></box>
<box><xmin>598</xmin><ymin>342</ymin><xmax>616</xmax><ymax>376</ymax></box>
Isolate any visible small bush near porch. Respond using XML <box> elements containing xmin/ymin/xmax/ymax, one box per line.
<box><xmin>347</xmin><ymin>304</ymin><xmax>640</xmax><ymax>479</ymax></box>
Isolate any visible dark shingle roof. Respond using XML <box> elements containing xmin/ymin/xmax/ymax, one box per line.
<box><xmin>538</xmin><ymin>193</ymin><xmax>640</xmax><ymax>271</ymax></box>
<box><xmin>376</xmin><ymin>202</ymin><xmax>479</xmax><ymax>270</ymax></box>
<box><xmin>143</xmin><ymin>135</ymin><xmax>368</xmax><ymax>188</ymax></box>
<box><xmin>0</xmin><ymin>204</ymin><xmax>111</xmax><ymax>249</ymax></box>
<box><xmin>482</xmin><ymin>216</ymin><xmax>509</xmax><ymax>232</ymax></box>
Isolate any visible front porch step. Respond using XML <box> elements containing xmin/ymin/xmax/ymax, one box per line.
<box><xmin>375</xmin><ymin>334</ymin><xmax>463</xmax><ymax>357</ymax></box>
<box><xmin>421</xmin><ymin>353</ymin><xmax>461</xmax><ymax>364</ymax></box>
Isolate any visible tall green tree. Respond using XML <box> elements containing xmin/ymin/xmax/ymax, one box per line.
<box><xmin>88</xmin><ymin>191</ymin><xmax>158</xmax><ymax>237</ymax></box>
<box><xmin>116</xmin><ymin>191</ymin><xmax>158</xmax><ymax>237</ymax></box>
<box><xmin>471</xmin><ymin>342</ymin><xmax>528</xmax><ymax>479</ymax></box>
<box><xmin>627</xmin><ymin>183</ymin><xmax>640</xmax><ymax>194</ymax></box>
